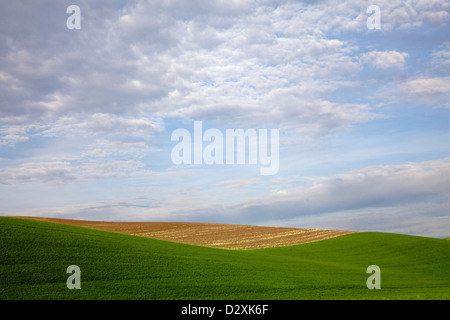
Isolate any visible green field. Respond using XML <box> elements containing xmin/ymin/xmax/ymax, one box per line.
<box><xmin>1</xmin><ymin>216</ymin><xmax>449</xmax><ymax>300</ymax></box>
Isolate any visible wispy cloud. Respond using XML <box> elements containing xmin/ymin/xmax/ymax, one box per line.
<box><xmin>37</xmin><ymin>113</ymin><xmax>164</xmax><ymax>139</ymax></box>
<box><xmin>400</xmin><ymin>77</ymin><xmax>450</xmax><ymax>94</ymax></box>
<box><xmin>360</xmin><ymin>51</ymin><xmax>409</xmax><ymax>68</ymax></box>
<box><xmin>0</xmin><ymin>161</ymin><xmax>75</xmax><ymax>184</ymax></box>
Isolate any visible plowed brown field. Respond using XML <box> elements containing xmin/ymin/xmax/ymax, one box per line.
<box><xmin>14</xmin><ymin>216</ymin><xmax>356</xmax><ymax>249</ymax></box>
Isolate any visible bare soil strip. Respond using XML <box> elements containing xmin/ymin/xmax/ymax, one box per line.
<box><xmin>13</xmin><ymin>216</ymin><xmax>356</xmax><ymax>249</ymax></box>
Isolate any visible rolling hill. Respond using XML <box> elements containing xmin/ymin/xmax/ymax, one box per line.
<box><xmin>1</xmin><ymin>216</ymin><xmax>449</xmax><ymax>300</ymax></box>
<box><xmin>13</xmin><ymin>216</ymin><xmax>355</xmax><ymax>249</ymax></box>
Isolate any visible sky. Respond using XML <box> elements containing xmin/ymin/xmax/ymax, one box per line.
<box><xmin>1</xmin><ymin>0</ymin><xmax>449</xmax><ymax>238</ymax></box>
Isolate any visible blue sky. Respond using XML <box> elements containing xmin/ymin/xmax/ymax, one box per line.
<box><xmin>1</xmin><ymin>0</ymin><xmax>449</xmax><ymax>237</ymax></box>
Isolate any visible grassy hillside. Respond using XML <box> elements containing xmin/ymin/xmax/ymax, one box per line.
<box><xmin>1</xmin><ymin>216</ymin><xmax>449</xmax><ymax>300</ymax></box>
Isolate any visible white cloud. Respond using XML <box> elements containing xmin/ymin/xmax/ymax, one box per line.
<box><xmin>82</xmin><ymin>139</ymin><xmax>157</xmax><ymax>158</ymax></box>
<box><xmin>220</xmin><ymin>158</ymin><xmax>450</xmax><ymax>233</ymax></box>
<box><xmin>400</xmin><ymin>77</ymin><xmax>450</xmax><ymax>94</ymax></box>
<box><xmin>369</xmin><ymin>0</ymin><xmax>450</xmax><ymax>30</ymax></box>
<box><xmin>37</xmin><ymin>113</ymin><xmax>164</xmax><ymax>138</ymax></box>
<box><xmin>431</xmin><ymin>41</ymin><xmax>450</xmax><ymax>71</ymax></box>
<box><xmin>0</xmin><ymin>126</ymin><xmax>29</xmax><ymax>146</ymax></box>
<box><xmin>1</xmin><ymin>0</ymin><xmax>446</xmax><ymax>131</ymax></box>
<box><xmin>361</xmin><ymin>51</ymin><xmax>409</xmax><ymax>68</ymax></box>
<box><xmin>215</xmin><ymin>178</ymin><xmax>260</xmax><ymax>189</ymax></box>
<box><xmin>79</xmin><ymin>159</ymin><xmax>145</xmax><ymax>179</ymax></box>
<box><xmin>419</xmin><ymin>10</ymin><xmax>449</xmax><ymax>24</ymax></box>
<box><xmin>0</xmin><ymin>161</ymin><xmax>75</xmax><ymax>184</ymax></box>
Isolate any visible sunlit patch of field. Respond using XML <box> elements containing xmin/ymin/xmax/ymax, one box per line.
<box><xmin>14</xmin><ymin>216</ymin><xmax>355</xmax><ymax>249</ymax></box>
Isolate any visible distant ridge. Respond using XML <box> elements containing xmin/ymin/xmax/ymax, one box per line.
<box><xmin>13</xmin><ymin>216</ymin><xmax>356</xmax><ymax>249</ymax></box>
